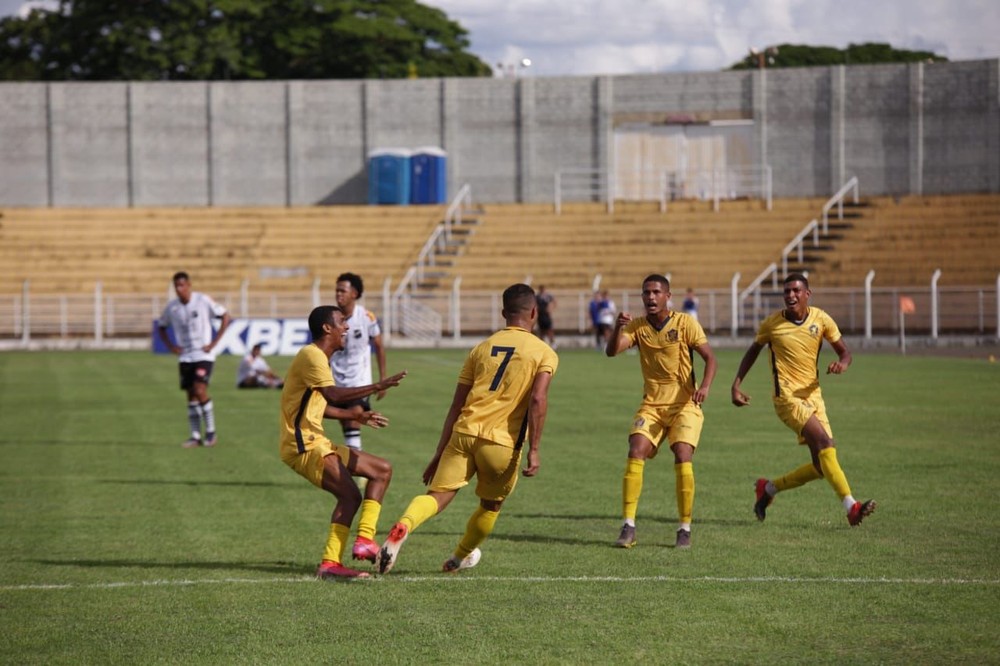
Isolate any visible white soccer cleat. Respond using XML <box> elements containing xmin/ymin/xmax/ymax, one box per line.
<box><xmin>442</xmin><ymin>547</ymin><xmax>482</xmax><ymax>573</ymax></box>
<box><xmin>377</xmin><ymin>522</ymin><xmax>409</xmax><ymax>574</ymax></box>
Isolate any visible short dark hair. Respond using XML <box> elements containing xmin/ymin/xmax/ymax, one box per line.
<box><xmin>642</xmin><ymin>274</ymin><xmax>670</xmax><ymax>290</ymax></box>
<box><xmin>337</xmin><ymin>272</ymin><xmax>364</xmax><ymax>298</ymax></box>
<box><xmin>308</xmin><ymin>305</ymin><xmax>344</xmax><ymax>340</ymax></box>
<box><xmin>502</xmin><ymin>283</ymin><xmax>536</xmax><ymax>314</ymax></box>
<box><xmin>784</xmin><ymin>273</ymin><xmax>810</xmax><ymax>289</ymax></box>
<box><xmin>172</xmin><ymin>271</ymin><xmax>190</xmax><ymax>283</ymax></box>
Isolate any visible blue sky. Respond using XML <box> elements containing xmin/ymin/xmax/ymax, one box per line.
<box><xmin>3</xmin><ymin>0</ymin><xmax>997</xmax><ymax>77</ymax></box>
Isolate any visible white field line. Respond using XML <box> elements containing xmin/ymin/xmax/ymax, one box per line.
<box><xmin>2</xmin><ymin>575</ymin><xmax>999</xmax><ymax>592</ymax></box>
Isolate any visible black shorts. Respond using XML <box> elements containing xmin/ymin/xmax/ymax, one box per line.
<box><xmin>332</xmin><ymin>396</ymin><xmax>372</xmax><ymax>412</ymax></box>
<box><xmin>538</xmin><ymin>313</ymin><xmax>553</xmax><ymax>331</ymax></box>
<box><xmin>179</xmin><ymin>361</ymin><xmax>214</xmax><ymax>390</ymax></box>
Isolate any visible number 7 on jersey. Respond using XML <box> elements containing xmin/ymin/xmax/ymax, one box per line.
<box><xmin>489</xmin><ymin>346</ymin><xmax>515</xmax><ymax>390</ymax></box>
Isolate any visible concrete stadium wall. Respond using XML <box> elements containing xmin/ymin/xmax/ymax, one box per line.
<box><xmin>0</xmin><ymin>59</ymin><xmax>996</xmax><ymax>207</ymax></box>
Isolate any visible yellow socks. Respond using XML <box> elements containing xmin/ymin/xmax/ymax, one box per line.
<box><xmin>774</xmin><ymin>462</ymin><xmax>823</xmax><ymax>491</ymax></box>
<box><xmin>356</xmin><ymin>498</ymin><xmax>381</xmax><ymax>541</ymax></box>
<box><xmin>622</xmin><ymin>458</ymin><xmax>645</xmax><ymax>521</ymax></box>
<box><xmin>818</xmin><ymin>447</ymin><xmax>852</xmax><ymax>500</ymax></box>
<box><xmin>322</xmin><ymin>522</ymin><xmax>350</xmax><ymax>563</ymax></box>
<box><xmin>674</xmin><ymin>462</ymin><xmax>694</xmax><ymax>525</ymax></box>
<box><xmin>455</xmin><ymin>506</ymin><xmax>500</xmax><ymax>560</ymax></box>
<box><xmin>400</xmin><ymin>494</ymin><xmax>440</xmax><ymax>532</ymax></box>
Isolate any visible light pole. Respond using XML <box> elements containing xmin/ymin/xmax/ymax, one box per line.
<box><xmin>749</xmin><ymin>46</ymin><xmax>779</xmax><ymax>69</ymax></box>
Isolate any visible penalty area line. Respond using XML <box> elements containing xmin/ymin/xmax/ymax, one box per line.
<box><xmin>2</xmin><ymin>575</ymin><xmax>999</xmax><ymax>591</ymax></box>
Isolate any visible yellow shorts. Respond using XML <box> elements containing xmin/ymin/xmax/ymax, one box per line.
<box><xmin>773</xmin><ymin>389</ymin><xmax>832</xmax><ymax>444</ymax></box>
<box><xmin>429</xmin><ymin>432</ymin><xmax>521</xmax><ymax>502</ymax></box>
<box><xmin>629</xmin><ymin>401</ymin><xmax>704</xmax><ymax>456</ymax></box>
<box><xmin>281</xmin><ymin>436</ymin><xmax>351</xmax><ymax>489</ymax></box>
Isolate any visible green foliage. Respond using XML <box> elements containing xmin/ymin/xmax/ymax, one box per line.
<box><xmin>730</xmin><ymin>42</ymin><xmax>948</xmax><ymax>70</ymax></box>
<box><xmin>1</xmin><ymin>349</ymin><xmax>999</xmax><ymax>662</ymax></box>
<box><xmin>0</xmin><ymin>0</ymin><xmax>491</xmax><ymax>81</ymax></box>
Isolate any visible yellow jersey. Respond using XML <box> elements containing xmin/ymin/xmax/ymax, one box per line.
<box><xmin>279</xmin><ymin>344</ymin><xmax>335</xmax><ymax>457</ymax></box>
<box><xmin>753</xmin><ymin>307</ymin><xmax>843</xmax><ymax>399</ymax></box>
<box><xmin>453</xmin><ymin>326</ymin><xmax>559</xmax><ymax>448</ymax></box>
<box><xmin>621</xmin><ymin>311</ymin><xmax>707</xmax><ymax>407</ymax></box>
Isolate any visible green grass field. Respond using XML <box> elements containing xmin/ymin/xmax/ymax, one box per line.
<box><xmin>1</xmin><ymin>348</ymin><xmax>999</xmax><ymax>664</ymax></box>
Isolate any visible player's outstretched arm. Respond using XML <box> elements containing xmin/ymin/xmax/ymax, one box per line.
<box><xmin>320</xmin><ymin>370</ymin><xmax>408</xmax><ymax>405</ymax></box>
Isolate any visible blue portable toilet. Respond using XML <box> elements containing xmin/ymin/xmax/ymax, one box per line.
<box><xmin>367</xmin><ymin>149</ymin><xmax>412</xmax><ymax>205</ymax></box>
<box><xmin>410</xmin><ymin>147</ymin><xmax>447</xmax><ymax>204</ymax></box>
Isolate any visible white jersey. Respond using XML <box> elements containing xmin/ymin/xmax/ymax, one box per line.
<box><xmin>236</xmin><ymin>354</ymin><xmax>271</xmax><ymax>385</ymax></box>
<box><xmin>158</xmin><ymin>292</ymin><xmax>228</xmax><ymax>363</ymax></box>
<box><xmin>330</xmin><ymin>305</ymin><xmax>381</xmax><ymax>387</ymax></box>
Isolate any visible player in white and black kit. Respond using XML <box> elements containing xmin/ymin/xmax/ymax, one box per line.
<box><xmin>158</xmin><ymin>272</ymin><xmax>231</xmax><ymax>448</ymax></box>
<box><xmin>330</xmin><ymin>273</ymin><xmax>387</xmax><ymax>452</ymax></box>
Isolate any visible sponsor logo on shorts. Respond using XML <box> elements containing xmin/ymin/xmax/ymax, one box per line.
<box><xmin>634</xmin><ymin>417</ymin><xmax>646</xmax><ymax>428</ymax></box>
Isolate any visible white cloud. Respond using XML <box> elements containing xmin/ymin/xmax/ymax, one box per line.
<box><xmin>427</xmin><ymin>0</ymin><xmax>1000</xmax><ymax>76</ymax></box>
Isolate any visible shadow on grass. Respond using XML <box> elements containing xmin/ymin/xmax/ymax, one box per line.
<box><xmin>99</xmin><ymin>479</ymin><xmax>296</xmax><ymax>488</ymax></box>
<box><xmin>505</xmin><ymin>512</ymin><xmax>752</xmax><ymax>528</ymax></box>
<box><xmin>31</xmin><ymin>558</ymin><xmax>312</xmax><ymax>575</ymax></box>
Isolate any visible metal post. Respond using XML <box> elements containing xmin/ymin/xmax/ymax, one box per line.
<box><xmin>730</xmin><ymin>272</ymin><xmax>741</xmax><ymax>337</ymax></box>
<box><xmin>240</xmin><ymin>279</ymin><xmax>249</xmax><ymax>318</ymax></box>
<box><xmin>382</xmin><ymin>277</ymin><xmax>392</xmax><ymax>344</ymax></box>
<box><xmin>554</xmin><ymin>171</ymin><xmax>561</xmax><ymax>215</ymax></box>
<box><xmin>452</xmin><ymin>277</ymin><xmax>462</xmax><ymax>340</ymax></box>
<box><xmin>60</xmin><ymin>295</ymin><xmax>68</xmax><ymax>338</ymax></box>
<box><xmin>864</xmin><ymin>270</ymin><xmax>875</xmax><ymax>340</ymax></box>
<box><xmin>311</xmin><ymin>278</ymin><xmax>321</xmax><ymax>308</ymax></box>
<box><xmin>95</xmin><ymin>281</ymin><xmax>103</xmax><ymax>343</ymax></box>
<box><xmin>930</xmin><ymin>269</ymin><xmax>942</xmax><ymax>339</ymax></box>
<box><xmin>21</xmin><ymin>280</ymin><xmax>29</xmax><ymax>344</ymax></box>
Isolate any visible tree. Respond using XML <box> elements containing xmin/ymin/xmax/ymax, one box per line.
<box><xmin>0</xmin><ymin>0</ymin><xmax>492</xmax><ymax>81</ymax></box>
<box><xmin>730</xmin><ymin>43</ymin><xmax>948</xmax><ymax>70</ymax></box>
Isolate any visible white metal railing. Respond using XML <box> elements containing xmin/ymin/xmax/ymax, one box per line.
<box><xmin>4</xmin><ymin>273</ymin><xmax>998</xmax><ymax>344</ymax></box>
<box><xmin>399</xmin><ymin>183</ymin><xmax>473</xmax><ymax>292</ymax></box>
<box><xmin>555</xmin><ymin>166</ymin><xmax>773</xmax><ymax>214</ymax></box>
<box><xmin>821</xmin><ymin>175</ymin><xmax>859</xmax><ymax>233</ymax></box>
<box><xmin>738</xmin><ymin>262</ymin><xmax>779</xmax><ymax>328</ymax></box>
<box><xmin>443</xmin><ymin>183</ymin><xmax>472</xmax><ymax>242</ymax></box>
<box><xmin>555</xmin><ymin>169</ymin><xmax>611</xmax><ymax>214</ymax></box>
<box><xmin>781</xmin><ymin>219</ymin><xmax>820</xmax><ymax>276</ymax></box>
<box><xmin>395</xmin><ymin>295</ymin><xmax>442</xmax><ymax>343</ymax></box>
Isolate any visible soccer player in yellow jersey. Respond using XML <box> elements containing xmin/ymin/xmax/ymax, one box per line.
<box><xmin>607</xmin><ymin>274</ymin><xmax>717</xmax><ymax>550</ymax></box>
<box><xmin>377</xmin><ymin>284</ymin><xmax>558</xmax><ymax>574</ymax></box>
<box><xmin>279</xmin><ymin>305</ymin><xmax>407</xmax><ymax>580</ymax></box>
<box><xmin>731</xmin><ymin>273</ymin><xmax>876</xmax><ymax>527</ymax></box>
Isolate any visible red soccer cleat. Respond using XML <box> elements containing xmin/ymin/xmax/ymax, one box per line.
<box><xmin>754</xmin><ymin>478</ymin><xmax>773</xmax><ymax>522</ymax></box>
<box><xmin>847</xmin><ymin>500</ymin><xmax>877</xmax><ymax>526</ymax></box>
<box><xmin>352</xmin><ymin>536</ymin><xmax>379</xmax><ymax>563</ymax></box>
<box><xmin>316</xmin><ymin>560</ymin><xmax>370</xmax><ymax>580</ymax></box>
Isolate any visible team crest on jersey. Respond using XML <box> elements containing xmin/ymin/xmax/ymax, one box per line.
<box><xmin>634</xmin><ymin>417</ymin><xmax>646</xmax><ymax>428</ymax></box>
<box><xmin>667</xmin><ymin>329</ymin><xmax>678</xmax><ymax>342</ymax></box>
<box><xmin>353</xmin><ymin>329</ymin><xmax>363</xmax><ymax>339</ymax></box>
<box><xmin>808</xmin><ymin>324</ymin><xmax>819</xmax><ymax>337</ymax></box>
